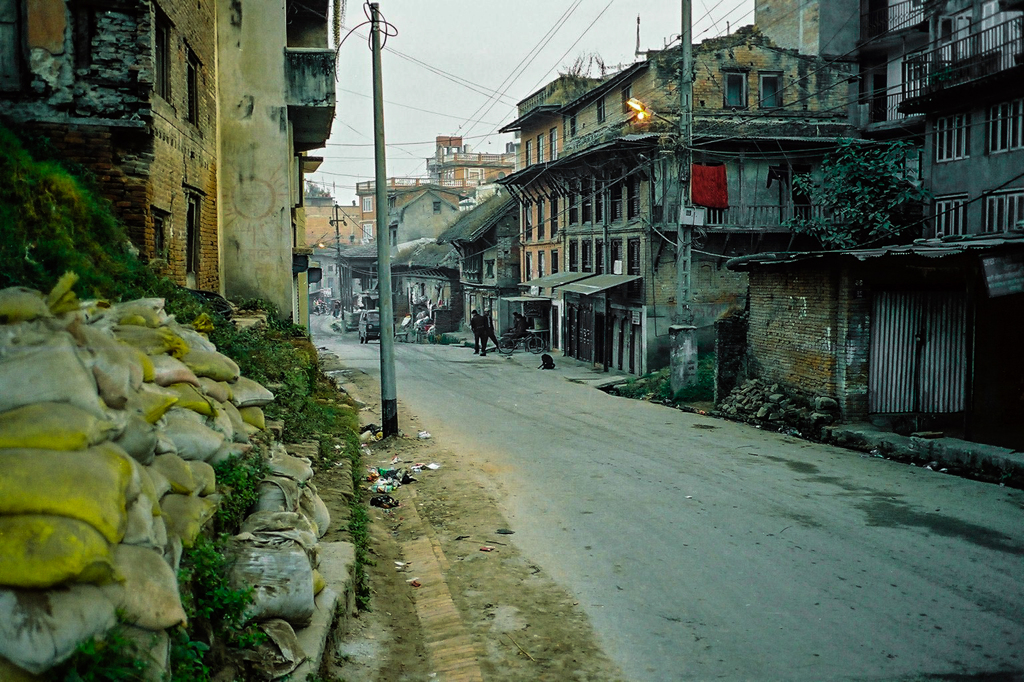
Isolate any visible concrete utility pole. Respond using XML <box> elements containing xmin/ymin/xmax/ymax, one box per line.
<box><xmin>370</xmin><ymin>2</ymin><xmax>398</xmax><ymax>436</ymax></box>
<box><xmin>670</xmin><ymin>0</ymin><xmax>699</xmax><ymax>395</ymax></box>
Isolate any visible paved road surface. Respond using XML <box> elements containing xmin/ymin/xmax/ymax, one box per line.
<box><xmin>312</xmin><ymin>316</ymin><xmax>1024</xmax><ymax>681</ymax></box>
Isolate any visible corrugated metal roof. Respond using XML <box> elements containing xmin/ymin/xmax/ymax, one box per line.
<box><xmin>560</xmin><ymin>274</ymin><xmax>641</xmax><ymax>295</ymax></box>
<box><xmin>436</xmin><ymin>190</ymin><xmax>516</xmax><ymax>244</ymax></box>
<box><xmin>520</xmin><ymin>271</ymin><xmax>593</xmax><ymax>287</ymax></box>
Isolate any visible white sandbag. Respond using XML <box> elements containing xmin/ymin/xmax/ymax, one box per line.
<box><xmin>199</xmin><ymin>377</ymin><xmax>230</xmax><ymax>403</ymax></box>
<box><xmin>229</xmin><ymin>376</ymin><xmax>275</xmax><ymax>408</ymax></box>
<box><xmin>0</xmin><ymin>332</ymin><xmax>105</xmax><ymax>418</ymax></box>
<box><xmin>107</xmin><ymin>299</ymin><xmax>167</xmax><ymax>328</ymax></box>
<box><xmin>145</xmin><ymin>464</ymin><xmax>172</xmax><ymax>499</ymax></box>
<box><xmin>182</xmin><ymin>349</ymin><xmax>240</xmax><ymax>383</ymax></box>
<box><xmin>161</xmin><ymin>409</ymin><xmax>225</xmax><ymax>462</ymax></box>
<box><xmin>0</xmin><ymin>286</ymin><xmax>51</xmax><ymax>324</ymax></box>
<box><xmin>149</xmin><ymin>354</ymin><xmax>201</xmax><ymax>388</ymax></box>
<box><xmin>123</xmin><ymin>493</ymin><xmax>161</xmax><ymax>549</ymax></box>
<box><xmin>101</xmin><ymin>545</ymin><xmax>186</xmax><ymax>631</ymax></box>
<box><xmin>112</xmin><ymin>413</ymin><xmax>158</xmax><ymax>465</ymax></box>
<box><xmin>163</xmin><ymin>535</ymin><xmax>183</xmax><ymax>574</ymax></box>
<box><xmin>167</xmin><ymin>323</ymin><xmax>217</xmax><ymax>353</ymax></box>
<box><xmin>257</xmin><ymin>619</ymin><xmax>307</xmax><ymax>678</ymax></box>
<box><xmin>265</xmin><ymin>444</ymin><xmax>313</xmax><ymax>483</ymax></box>
<box><xmin>253</xmin><ymin>475</ymin><xmax>300</xmax><ymax>514</ymax></box>
<box><xmin>111</xmin><ymin>325</ymin><xmax>189</xmax><ymax>359</ymax></box>
<box><xmin>119</xmin><ymin>625</ymin><xmax>170</xmax><ymax>682</ymax></box>
<box><xmin>207</xmin><ymin>402</ymin><xmax>236</xmax><ymax>443</ymax></box>
<box><xmin>0</xmin><ymin>585</ymin><xmax>117</xmax><ymax>674</ymax></box>
<box><xmin>155</xmin><ymin>431</ymin><xmax>177</xmax><ymax>455</ymax></box>
<box><xmin>0</xmin><ymin>402</ymin><xmax>117</xmax><ymax>451</ymax></box>
<box><xmin>221</xmin><ymin>401</ymin><xmax>250</xmax><ymax>444</ymax></box>
<box><xmin>299</xmin><ymin>485</ymin><xmax>331</xmax><ymax>538</ymax></box>
<box><xmin>187</xmin><ymin>460</ymin><xmax>217</xmax><ymax>496</ymax></box>
<box><xmin>229</xmin><ymin>543</ymin><xmax>315</xmax><ymax>626</ymax></box>
<box><xmin>207</xmin><ymin>441</ymin><xmax>252</xmax><ymax>466</ymax></box>
<box><xmin>238</xmin><ymin>511</ymin><xmax>319</xmax><ymax>564</ymax></box>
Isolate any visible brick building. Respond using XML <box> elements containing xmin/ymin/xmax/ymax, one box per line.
<box><xmin>426</xmin><ymin>135</ymin><xmax>516</xmax><ymax>187</ymax></box>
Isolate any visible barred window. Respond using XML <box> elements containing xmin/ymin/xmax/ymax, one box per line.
<box><xmin>988</xmin><ymin>99</ymin><xmax>1024</xmax><ymax>153</ymax></box>
<box><xmin>550</xmin><ymin>194</ymin><xmax>559</xmax><ymax>235</ymax></box>
<box><xmin>581</xmin><ymin>239</ymin><xmax>592</xmax><ymax>273</ymax></box>
<box><xmin>523</xmin><ymin>202</ymin><xmax>532</xmax><ymax>242</ymax></box>
<box><xmin>568</xmin><ymin>240</ymin><xmax>578</xmax><ymax>271</ymax></box>
<box><xmin>536</xmin><ymin>199</ymin><xmax>545</xmax><ymax>240</ymax></box>
<box><xmin>627</xmin><ymin>176</ymin><xmax>640</xmax><ymax>219</ymax></box>
<box><xmin>568</xmin><ymin>181</ymin><xmax>579</xmax><ymax>224</ymax></box>
<box><xmin>935</xmin><ymin>114</ymin><xmax>970</xmax><ymax>161</ymax></box>
<box><xmin>595</xmin><ymin>239</ymin><xmax>604</xmax><ymax>274</ymax></box>
<box><xmin>551</xmin><ymin>249</ymin><xmax>559</xmax><ymax>274</ymax></box>
<box><xmin>627</xmin><ymin>238</ymin><xmax>641</xmax><ymax>298</ymax></box>
<box><xmin>934</xmin><ymin>195</ymin><xmax>967</xmax><ymax>237</ymax></box>
<box><xmin>984</xmin><ymin>189</ymin><xmax>1024</xmax><ymax>233</ymax></box>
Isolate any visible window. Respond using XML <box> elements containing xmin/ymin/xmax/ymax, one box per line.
<box><xmin>581</xmin><ymin>179</ymin><xmax>592</xmax><ymax>223</ymax></box>
<box><xmin>524</xmin><ymin>202</ymin><xmax>533</xmax><ymax>242</ymax></box>
<box><xmin>536</xmin><ymin>133</ymin><xmax>545</xmax><ymax>163</ymax></box>
<box><xmin>152</xmin><ymin>209</ymin><xmax>168</xmax><ymax>258</ymax></box>
<box><xmin>759</xmin><ymin>73</ymin><xmax>782</xmax><ymax>108</ymax></box>
<box><xmin>525</xmin><ymin>252</ymin><xmax>533</xmax><ymax>282</ymax></box>
<box><xmin>185</xmin><ymin>194</ymin><xmax>200</xmax><ymax>285</ymax></box>
<box><xmin>524</xmin><ymin>139</ymin><xmax>533</xmax><ymax>166</ymax></box>
<box><xmin>155</xmin><ymin>10</ymin><xmax>171</xmax><ymax>100</ymax></box>
<box><xmin>988</xmin><ymin>99</ymin><xmax>1024</xmax><ymax>153</ymax></box>
<box><xmin>568</xmin><ymin>180</ymin><xmax>579</xmax><ymax>224</ymax></box>
<box><xmin>569</xmin><ymin>240</ymin><xmax>578</xmax><ymax>271</ymax></box>
<box><xmin>595</xmin><ymin>239</ymin><xmax>604</xmax><ymax>274</ymax></box>
<box><xmin>0</xmin><ymin>0</ymin><xmax>21</xmax><ymax>90</ymax></box>
<box><xmin>610</xmin><ymin>238</ymin><xmax>623</xmax><ymax>274</ymax></box>
<box><xmin>73</xmin><ymin>5</ymin><xmax>95</xmax><ymax>71</ymax></box>
<box><xmin>627</xmin><ymin>175</ymin><xmax>640</xmax><ymax>219</ymax></box>
<box><xmin>610</xmin><ymin>179</ymin><xmax>623</xmax><ymax>221</ymax></box>
<box><xmin>627</xmin><ymin>238</ymin><xmax>641</xmax><ymax>297</ymax></box>
<box><xmin>569</xmin><ymin>113</ymin><xmax>577</xmax><ymax>137</ymax></box>
<box><xmin>388</xmin><ymin>194</ymin><xmax>396</xmax><ymax>209</ymax></box>
<box><xmin>596</xmin><ymin>96</ymin><xmax>606</xmax><ymax>123</ymax></box>
<box><xmin>550</xmin><ymin>194</ymin><xmax>559</xmax><ymax>235</ymax></box>
<box><xmin>362</xmin><ymin>222</ymin><xmax>374</xmax><ymax>242</ymax></box>
<box><xmin>551</xmin><ymin>249</ymin><xmax>559</xmax><ymax>274</ymax></box>
<box><xmin>935</xmin><ymin>114</ymin><xmax>970</xmax><ymax>161</ymax></box>
<box><xmin>581</xmin><ymin>239</ymin><xmax>593</xmax><ymax>272</ymax></box>
<box><xmin>594</xmin><ymin>180</ymin><xmax>604</xmax><ymax>223</ymax></box>
<box><xmin>984</xmin><ymin>189</ymin><xmax>1024</xmax><ymax>232</ymax></box>
<box><xmin>621</xmin><ymin>84</ymin><xmax>632</xmax><ymax>113</ymax></box>
<box><xmin>550</xmin><ymin>128</ymin><xmax>558</xmax><ymax>160</ymax></box>
<box><xmin>934</xmin><ymin>195</ymin><xmax>968</xmax><ymax>237</ymax></box>
<box><xmin>538</xmin><ymin>250</ymin><xmax>545</xmax><ymax>278</ymax></box>
<box><xmin>186</xmin><ymin>48</ymin><xmax>199</xmax><ymax>124</ymax></box>
<box><xmin>724</xmin><ymin>72</ymin><xmax>747</xmax><ymax>108</ymax></box>
<box><xmin>485</xmin><ymin>260</ymin><xmax>495</xmax><ymax>278</ymax></box>
<box><xmin>390</xmin><ymin>225</ymin><xmax>397</xmax><ymax>247</ymax></box>
<box><xmin>536</xmin><ymin>199</ymin><xmax>545</xmax><ymax>240</ymax></box>
<box><xmin>362</xmin><ymin>196</ymin><xmax>373</xmax><ymax>212</ymax></box>
<box><xmin>433</xmin><ymin>200</ymin><xmax>442</xmax><ymax>214</ymax></box>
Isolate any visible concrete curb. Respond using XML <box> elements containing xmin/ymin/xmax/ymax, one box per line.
<box><xmin>292</xmin><ymin>542</ymin><xmax>357</xmax><ymax>680</ymax></box>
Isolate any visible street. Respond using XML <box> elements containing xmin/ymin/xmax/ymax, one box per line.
<box><xmin>312</xmin><ymin>316</ymin><xmax>1024</xmax><ymax>682</ymax></box>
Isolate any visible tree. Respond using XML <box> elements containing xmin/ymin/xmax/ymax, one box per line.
<box><xmin>305</xmin><ymin>181</ymin><xmax>332</xmax><ymax>200</ymax></box>
<box><xmin>787</xmin><ymin>139</ymin><xmax>930</xmax><ymax>249</ymax></box>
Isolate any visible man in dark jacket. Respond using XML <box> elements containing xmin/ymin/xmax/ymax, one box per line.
<box><xmin>470</xmin><ymin>310</ymin><xmax>488</xmax><ymax>356</ymax></box>
<box><xmin>483</xmin><ymin>309</ymin><xmax>501</xmax><ymax>353</ymax></box>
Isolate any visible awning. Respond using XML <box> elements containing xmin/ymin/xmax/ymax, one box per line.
<box><xmin>501</xmin><ymin>296</ymin><xmax>550</xmax><ymax>303</ymax></box>
<box><xmin>521</xmin><ymin>271</ymin><xmax>593</xmax><ymax>288</ymax></box>
<box><xmin>559</xmin><ymin>274</ymin><xmax>640</xmax><ymax>295</ymax></box>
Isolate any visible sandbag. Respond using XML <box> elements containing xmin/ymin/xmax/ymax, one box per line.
<box><xmin>299</xmin><ymin>485</ymin><xmax>331</xmax><ymax>538</ymax></box>
<box><xmin>237</xmin><ymin>511</ymin><xmax>319</xmax><ymax>564</ymax></box>
<box><xmin>187</xmin><ymin>460</ymin><xmax>217</xmax><ymax>496</ymax></box>
<box><xmin>0</xmin><ymin>585</ymin><xmax>117</xmax><ymax>674</ymax></box>
<box><xmin>222</xmin><ymin>401</ymin><xmax>250</xmax><ymax>443</ymax></box>
<box><xmin>0</xmin><ymin>444</ymin><xmax>133</xmax><ymax>543</ymax></box>
<box><xmin>229</xmin><ymin>376</ymin><xmax>275</xmax><ymax>408</ymax></box>
<box><xmin>230</xmin><ymin>543</ymin><xmax>315</xmax><ymax>626</ymax></box>
<box><xmin>208</xmin><ymin>440</ymin><xmax>252</xmax><ymax>466</ymax></box>
<box><xmin>0</xmin><ymin>402</ymin><xmax>116</xmax><ymax>451</ymax></box>
<box><xmin>182</xmin><ymin>349</ymin><xmax>240</xmax><ymax>382</ymax></box>
<box><xmin>207</xmin><ymin>401</ymin><xmax>237</xmax><ymax>443</ymax></box>
<box><xmin>69</xmin><ymin>320</ymin><xmax>147</xmax><ymax>393</ymax></box>
<box><xmin>166</xmin><ymin>382</ymin><xmax>215</xmax><ymax>417</ymax></box>
<box><xmin>149</xmin><ymin>454</ymin><xmax>195</xmax><ymax>495</ymax></box>
<box><xmin>266</xmin><ymin>445</ymin><xmax>313</xmax><ymax>482</ymax></box>
<box><xmin>145</xmin><ymin>464</ymin><xmax>172</xmax><ymax>498</ymax></box>
<box><xmin>312</xmin><ymin>569</ymin><xmax>326</xmax><ymax>595</ymax></box>
<box><xmin>119</xmin><ymin>625</ymin><xmax>170</xmax><ymax>682</ymax></box>
<box><xmin>162</xmin><ymin>409</ymin><xmax>224</xmax><ymax>462</ymax></box>
<box><xmin>0</xmin><ymin>286</ymin><xmax>51</xmax><ymax>324</ymax></box>
<box><xmin>123</xmin><ymin>493</ymin><xmax>162</xmax><ymax>549</ymax></box>
<box><xmin>199</xmin><ymin>377</ymin><xmax>230</xmax><ymax>403</ymax></box>
<box><xmin>126</xmin><ymin>383</ymin><xmax>179</xmax><ymax>424</ymax></box>
<box><xmin>253</xmin><ymin>475</ymin><xmax>301</xmax><ymax>514</ymax></box>
<box><xmin>149</xmin><ymin>354</ymin><xmax>201</xmax><ymax>388</ymax></box>
<box><xmin>160</xmin><ymin>494</ymin><xmax>219</xmax><ymax>548</ymax></box>
<box><xmin>0</xmin><ymin>515</ymin><xmax>115</xmax><ymax>588</ymax></box>
<box><xmin>0</xmin><ymin>333</ymin><xmax>106</xmax><ymax>418</ymax></box>
<box><xmin>257</xmin><ymin>619</ymin><xmax>307</xmax><ymax>678</ymax></box>
<box><xmin>238</xmin><ymin>405</ymin><xmax>266</xmax><ymax>430</ymax></box>
<box><xmin>112</xmin><ymin>413</ymin><xmax>158</xmax><ymax>465</ymax></box>
<box><xmin>101</xmin><ymin>545</ymin><xmax>187</xmax><ymax>631</ymax></box>
<box><xmin>167</xmin><ymin>323</ymin><xmax>217</xmax><ymax>353</ymax></box>
<box><xmin>112</xmin><ymin>325</ymin><xmax>189</xmax><ymax>358</ymax></box>
<box><xmin>155</xmin><ymin>431</ymin><xmax>177</xmax><ymax>456</ymax></box>
<box><xmin>0</xmin><ymin>655</ymin><xmax>43</xmax><ymax>681</ymax></box>
<box><xmin>108</xmin><ymin>299</ymin><xmax>166</xmax><ymax>328</ymax></box>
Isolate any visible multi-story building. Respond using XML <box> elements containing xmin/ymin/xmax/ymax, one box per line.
<box><xmin>0</xmin><ymin>0</ymin><xmax>336</xmax><ymax>325</ymax></box>
<box><xmin>354</xmin><ymin>178</ymin><xmax>462</xmax><ymax>246</ymax></box>
<box><xmin>500</xmin><ymin>27</ymin><xmax>853</xmax><ymax>376</ymax></box>
<box><xmin>426</xmin><ymin>135</ymin><xmax>516</xmax><ymax>187</ymax></box>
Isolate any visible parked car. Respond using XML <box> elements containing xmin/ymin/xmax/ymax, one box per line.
<box><xmin>358</xmin><ymin>309</ymin><xmax>381</xmax><ymax>343</ymax></box>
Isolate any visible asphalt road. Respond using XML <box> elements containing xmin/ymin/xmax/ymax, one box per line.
<box><xmin>311</xmin><ymin>316</ymin><xmax>1024</xmax><ymax>682</ymax></box>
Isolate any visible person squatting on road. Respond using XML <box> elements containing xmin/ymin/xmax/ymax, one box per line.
<box><xmin>470</xmin><ymin>309</ymin><xmax>488</xmax><ymax>356</ymax></box>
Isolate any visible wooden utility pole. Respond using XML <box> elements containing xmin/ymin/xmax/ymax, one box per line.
<box><xmin>370</xmin><ymin>2</ymin><xmax>398</xmax><ymax>437</ymax></box>
<box><xmin>677</xmin><ymin>0</ymin><xmax>694</xmax><ymax>325</ymax></box>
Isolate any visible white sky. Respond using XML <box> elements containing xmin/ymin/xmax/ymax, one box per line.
<box><xmin>308</xmin><ymin>0</ymin><xmax>756</xmax><ymax>205</ymax></box>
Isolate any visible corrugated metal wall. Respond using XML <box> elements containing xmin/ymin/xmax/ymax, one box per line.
<box><xmin>869</xmin><ymin>291</ymin><xmax>968</xmax><ymax>413</ymax></box>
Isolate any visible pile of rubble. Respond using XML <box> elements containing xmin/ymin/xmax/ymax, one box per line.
<box><xmin>0</xmin><ymin>276</ymin><xmax>341</xmax><ymax>679</ymax></box>
<box><xmin>717</xmin><ymin>378</ymin><xmax>841</xmax><ymax>435</ymax></box>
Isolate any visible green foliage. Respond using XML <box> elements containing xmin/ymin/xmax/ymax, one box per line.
<box><xmin>614</xmin><ymin>355</ymin><xmax>715</xmax><ymax>404</ymax></box>
<box><xmin>50</xmin><ymin>626</ymin><xmax>149</xmax><ymax>682</ymax></box>
<box><xmin>168</xmin><ymin>628</ymin><xmax>210</xmax><ymax>682</ymax></box>
<box><xmin>212</xmin><ymin>452</ymin><xmax>268</xmax><ymax>534</ymax></box>
<box><xmin>786</xmin><ymin>139</ymin><xmax>930</xmax><ymax>249</ymax></box>
<box><xmin>674</xmin><ymin>354</ymin><xmax>715</xmax><ymax>403</ymax></box>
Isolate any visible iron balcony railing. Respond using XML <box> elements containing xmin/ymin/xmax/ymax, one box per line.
<box><xmin>865</xmin><ymin>0</ymin><xmax>926</xmax><ymax>38</ymax></box>
<box><xmin>903</xmin><ymin>16</ymin><xmax>1024</xmax><ymax>100</ymax></box>
<box><xmin>355</xmin><ymin>177</ymin><xmax>482</xmax><ymax>193</ymax></box>
<box><xmin>702</xmin><ymin>204</ymin><xmax>837</xmax><ymax>228</ymax></box>
<box><xmin>870</xmin><ymin>91</ymin><xmax>914</xmax><ymax>123</ymax></box>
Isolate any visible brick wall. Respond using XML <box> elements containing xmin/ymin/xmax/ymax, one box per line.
<box><xmin>747</xmin><ymin>268</ymin><xmax>839</xmax><ymax>396</ymax></box>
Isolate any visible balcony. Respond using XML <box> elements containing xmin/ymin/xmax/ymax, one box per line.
<box><xmin>703</xmin><ymin>204</ymin><xmax>837</xmax><ymax>229</ymax></box>
<box><xmin>355</xmin><ymin>177</ymin><xmax>481</xmax><ymax>194</ymax></box>
<box><xmin>285</xmin><ymin>48</ymin><xmax>337</xmax><ymax>151</ymax></box>
<box><xmin>902</xmin><ymin>16</ymin><xmax>1024</xmax><ymax>111</ymax></box>
<box><xmin>864</xmin><ymin>0</ymin><xmax>926</xmax><ymax>39</ymax></box>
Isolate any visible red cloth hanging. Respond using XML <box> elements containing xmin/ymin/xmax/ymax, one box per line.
<box><xmin>690</xmin><ymin>163</ymin><xmax>729</xmax><ymax>209</ymax></box>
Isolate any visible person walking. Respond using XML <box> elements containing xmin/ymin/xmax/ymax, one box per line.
<box><xmin>483</xmin><ymin>309</ymin><xmax>501</xmax><ymax>353</ymax></box>
<box><xmin>470</xmin><ymin>309</ymin><xmax>488</xmax><ymax>356</ymax></box>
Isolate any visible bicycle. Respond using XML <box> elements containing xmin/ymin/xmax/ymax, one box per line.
<box><xmin>498</xmin><ymin>329</ymin><xmax>546</xmax><ymax>355</ymax></box>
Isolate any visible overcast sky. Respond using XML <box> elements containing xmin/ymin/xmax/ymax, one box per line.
<box><xmin>308</xmin><ymin>0</ymin><xmax>756</xmax><ymax>205</ymax></box>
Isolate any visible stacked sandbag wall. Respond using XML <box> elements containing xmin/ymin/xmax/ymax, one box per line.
<box><xmin>0</xmin><ymin>283</ymin><xmax>332</xmax><ymax>679</ymax></box>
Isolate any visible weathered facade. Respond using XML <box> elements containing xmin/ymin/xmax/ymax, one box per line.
<box><xmin>426</xmin><ymin>135</ymin><xmax>515</xmax><ymax>187</ymax></box>
<box><xmin>1</xmin><ymin>0</ymin><xmax>220</xmax><ymax>290</ymax></box>
<box><xmin>354</xmin><ymin>178</ymin><xmax>462</xmax><ymax>245</ymax></box>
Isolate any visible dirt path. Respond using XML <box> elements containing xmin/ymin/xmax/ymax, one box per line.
<box><xmin>319</xmin><ymin>355</ymin><xmax>626</xmax><ymax>682</ymax></box>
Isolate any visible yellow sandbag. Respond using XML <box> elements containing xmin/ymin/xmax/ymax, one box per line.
<box><xmin>0</xmin><ymin>287</ymin><xmax>50</xmax><ymax>324</ymax></box>
<box><xmin>136</xmin><ymin>349</ymin><xmax>155</xmax><ymax>382</ymax></box>
<box><xmin>238</xmin><ymin>406</ymin><xmax>266</xmax><ymax>430</ymax></box>
<box><xmin>126</xmin><ymin>383</ymin><xmax>178</xmax><ymax>424</ymax></box>
<box><xmin>0</xmin><ymin>515</ymin><xmax>115</xmax><ymax>588</ymax></box>
<box><xmin>182</xmin><ymin>349</ymin><xmax>240</xmax><ymax>382</ymax></box>
<box><xmin>166</xmin><ymin>383</ymin><xmax>215</xmax><ymax>417</ymax></box>
<box><xmin>109</xmin><ymin>299</ymin><xmax>165</xmax><ymax>328</ymax></box>
<box><xmin>192</xmin><ymin>313</ymin><xmax>215</xmax><ymax>333</ymax></box>
<box><xmin>149</xmin><ymin>454</ymin><xmax>195</xmax><ymax>495</ymax></box>
<box><xmin>0</xmin><ymin>402</ymin><xmax>116</xmax><ymax>451</ymax></box>
<box><xmin>0</xmin><ymin>444</ymin><xmax>133</xmax><ymax>543</ymax></box>
<box><xmin>112</xmin><ymin>325</ymin><xmax>189</xmax><ymax>359</ymax></box>
<box><xmin>312</xmin><ymin>569</ymin><xmax>326</xmax><ymax>595</ymax></box>
<box><xmin>187</xmin><ymin>460</ymin><xmax>217</xmax><ymax>496</ymax></box>
<box><xmin>160</xmin><ymin>494</ymin><xmax>219</xmax><ymax>548</ymax></box>
<box><xmin>45</xmin><ymin>271</ymin><xmax>81</xmax><ymax>315</ymax></box>
<box><xmin>222</xmin><ymin>401</ymin><xmax>250</xmax><ymax>443</ymax></box>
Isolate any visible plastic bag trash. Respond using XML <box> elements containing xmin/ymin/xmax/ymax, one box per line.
<box><xmin>370</xmin><ymin>495</ymin><xmax>399</xmax><ymax>509</ymax></box>
<box><xmin>417</xmin><ymin>430</ymin><xmax>431</xmax><ymax>440</ymax></box>
<box><xmin>426</xmin><ymin>463</ymin><xmax>441</xmax><ymax>470</ymax></box>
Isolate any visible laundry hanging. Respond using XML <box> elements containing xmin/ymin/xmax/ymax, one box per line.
<box><xmin>690</xmin><ymin>163</ymin><xmax>729</xmax><ymax>209</ymax></box>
